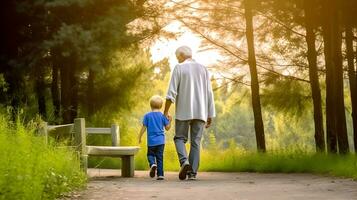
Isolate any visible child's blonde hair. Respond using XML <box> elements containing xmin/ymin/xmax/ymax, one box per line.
<box><xmin>150</xmin><ymin>95</ymin><xmax>163</xmax><ymax>109</ymax></box>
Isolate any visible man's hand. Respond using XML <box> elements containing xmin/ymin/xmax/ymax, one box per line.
<box><xmin>205</xmin><ymin>117</ymin><xmax>212</xmax><ymax>128</ymax></box>
<box><xmin>164</xmin><ymin>111</ymin><xmax>169</xmax><ymax>118</ymax></box>
<box><xmin>164</xmin><ymin>99</ymin><xmax>172</xmax><ymax>117</ymax></box>
<box><xmin>167</xmin><ymin>114</ymin><xmax>172</xmax><ymax>122</ymax></box>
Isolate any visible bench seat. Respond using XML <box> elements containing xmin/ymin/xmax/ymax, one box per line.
<box><xmin>86</xmin><ymin>146</ymin><xmax>140</xmax><ymax>177</ymax></box>
<box><xmin>87</xmin><ymin>146</ymin><xmax>140</xmax><ymax>156</ymax></box>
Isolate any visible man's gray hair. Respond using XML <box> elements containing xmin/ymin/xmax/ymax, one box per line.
<box><xmin>175</xmin><ymin>46</ymin><xmax>192</xmax><ymax>58</ymax></box>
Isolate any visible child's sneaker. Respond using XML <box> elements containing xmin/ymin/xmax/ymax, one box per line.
<box><xmin>157</xmin><ymin>176</ymin><xmax>165</xmax><ymax>180</ymax></box>
<box><xmin>149</xmin><ymin>164</ymin><xmax>157</xmax><ymax>178</ymax></box>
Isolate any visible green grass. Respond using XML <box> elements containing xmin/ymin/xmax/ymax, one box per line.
<box><xmin>87</xmin><ymin>139</ymin><xmax>348</xmax><ymax>179</ymax></box>
<box><xmin>132</xmin><ymin>142</ymin><xmax>357</xmax><ymax>179</ymax></box>
<box><xmin>199</xmin><ymin>148</ymin><xmax>357</xmax><ymax>179</ymax></box>
<box><xmin>0</xmin><ymin>114</ymin><xmax>86</xmax><ymax>200</ymax></box>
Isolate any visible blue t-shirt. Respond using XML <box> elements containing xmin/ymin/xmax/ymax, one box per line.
<box><xmin>142</xmin><ymin>112</ymin><xmax>169</xmax><ymax>146</ymax></box>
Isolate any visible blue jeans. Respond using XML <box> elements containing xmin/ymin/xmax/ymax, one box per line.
<box><xmin>147</xmin><ymin>144</ymin><xmax>165</xmax><ymax>176</ymax></box>
<box><xmin>174</xmin><ymin>119</ymin><xmax>205</xmax><ymax>176</ymax></box>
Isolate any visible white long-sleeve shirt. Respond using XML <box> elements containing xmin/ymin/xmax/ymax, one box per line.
<box><xmin>166</xmin><ymin>59</ymin><xmax>216</xmax><ymax>122</ymax></box>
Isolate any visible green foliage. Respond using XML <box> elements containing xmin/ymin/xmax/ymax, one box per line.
<box><xmin>208</xmin><ymin>131</ymin><xmax>218</xmax><ymax>150</ymax></box>
<box><xmin>0</xmin><ymin>0</ymin><xmax>165</xmax><ymax>123</ymax></box>
<box><xmin>0</xmin><ymin>75</ymin><xmax>7</xmax><ymax>92</ymax></box>
<box><xmin>262</xmin><ymin>79</ymin><xmax>312</xmax><ymax>117</ymax></box>
<box><xmin>43</xmin><ymin>0</ymin><xmax>141</xmax><ymax>69</ymax></box>
<box><xmin>0</xmin><ymin>113</ymin><xmax>86</xmax><ymax>200</ymax></box>
<box><xmin>266</xmin><ymin>112</ymin><xmax>315</xmax><ymax>150</ymax></box>
<box><xmin>199</xmin><ymin>147</ymin><xmax>357</xmax><ymax>179</ymax></box>
<box><xmin>85</xmin><ymin>48</ymin><xmax>154</xmax><ymax>124</ymax></box>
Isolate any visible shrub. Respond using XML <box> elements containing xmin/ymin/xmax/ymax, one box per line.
<box><xmin>0</xmin><ymin>114</ymin><xmax>86</xmax><ymax>200</ymax></box>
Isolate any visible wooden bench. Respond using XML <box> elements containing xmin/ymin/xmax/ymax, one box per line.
<box><xmin>42</xmin><ymin>118</ymin><xmax>140</xmax><ymax>177</ymax></box>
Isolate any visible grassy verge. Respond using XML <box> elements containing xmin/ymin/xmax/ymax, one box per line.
<box><xmin>91</xmin><ymin>139</ymin><xmax>357</xmax><ymax>180</ymax></box>
<box><xmin>136</xmin><ymin>142</ymin><xmax>357</xmax><ymax>179</ymax></box>
<box><xmin>0</xmin><ymin>114</ymin><xmax>86</xmax><ymax>200</ymax></box>
<box><xmin>199</xmin><ymin>148</ymin><xmax>357</xmax><ymax>179</ymax></box>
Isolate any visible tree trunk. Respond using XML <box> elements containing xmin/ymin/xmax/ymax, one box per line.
<box><xmin>35</xmin><ymin>67</ymin><xmax>47</xmax><ymax>119</ymax></box>
<box><xmin>355</xmin><ymin>27</ymin><xmax>357</xmax><ymax>152</ymax></box>
<box><xmin>60</xmin><ymin>61</ymin><xmax>72</xmax><ymax>124</ymax></box>
<box><xmin>345</xmin><ymin>25</ymin><xmax>357</xmax><ymax>152</ymax></box>
<box><xmin>51</xmin><ymin>64</ymin><xmax>60</xmax><ymax>122</ymax></box>
<box><xmin>332</xmin><ymin>6</ymin><xmax>349</xmax><ymax>154</ymax></box>
<box><xmin>60</xmin><ymin>55</ymin><xmax>79</xmax><ymax>124</ymax></box>
<box><xmin>244</xmin><ymin>0</ymin><xmax>266</xmax><ymax>152</ymax></box>
<box><xmin>322</xmin><ymin>0</ymin><xmax>349</xmax><ymax>154</ymax></box>
<box><xmin>4</xmin><ymin>70</ymin><xmax>25</xmax><ymax>120</ymax></box>
<box><xmin>322</xmin><ymin>0</ymin><xmax>338</xmax><ymax>153</ymax></box>
<box><xmin>303</xmin><ymin>0</ymin><xmax>325</xmax><ymax>152</ymax></box>
<box><xmin>1</xmin><ymin>1</ymin><xmax>26</xmax><ymax>120</ymax></box>
<box><xmin>70</xmin><ymin>65</ymin><xmax>79</xmax><ymax>122</ymax></box>
<box><xmin>87</xmin><ymin>69</ymin><xmax>95</xmax><ymax>116</ymax></box>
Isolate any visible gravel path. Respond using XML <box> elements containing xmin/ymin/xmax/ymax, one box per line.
<box><xmin>69</xmin><ymin>169</ymin><xmax>357</xmax><ymax>200</ymax></box>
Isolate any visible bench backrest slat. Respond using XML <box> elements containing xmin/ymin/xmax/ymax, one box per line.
<box><xmin>47</xmin><ymin>124</ymin><xmax>74</xmax><ymax>131</ymax></box>
<box><xmin>86</xmin><ymin>128</ymin><xmax>111</xmax><ymax>134</ymax></box>
<box><xmin>44</xmin><ymin>122</ymin><xmax>120</xmax><ymax>147</ymax></box>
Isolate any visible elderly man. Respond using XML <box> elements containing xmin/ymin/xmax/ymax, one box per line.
<box><xmin>164</xmin><ymin>46</ymin><xmax>215</xmax><ymax>180</ymax></box>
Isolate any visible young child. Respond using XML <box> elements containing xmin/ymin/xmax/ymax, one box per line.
<box><xmin>138</xmin><ymin>95</ymin><xmax>172</xmax><ymax>180</ymax></box>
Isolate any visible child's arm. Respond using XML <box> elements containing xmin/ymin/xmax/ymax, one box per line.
<box><xmin>165</xmin><ymin>115</ymin><xmax>172</xmax><ymax>131</ymax></box>
<box><xmin>138</xmin><ymin>125</ymin><xmax>146</xmax><ymax>144</ymax></box>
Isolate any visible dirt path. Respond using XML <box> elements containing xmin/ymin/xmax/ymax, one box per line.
<box><xmin>71</xmin><ymin>169</ymin><xmax>357</xmax><ymax>200</ymax></box>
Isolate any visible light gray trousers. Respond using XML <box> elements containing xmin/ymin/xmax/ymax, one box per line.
<box><xmin>174</xmin><ymin>119</ymin><xmax>205</xmax><ymax>175</ymax></box>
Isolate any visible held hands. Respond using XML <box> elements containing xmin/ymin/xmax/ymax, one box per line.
<box><xmin>167</xmin><ymin>114</ymin><xmax>172</xmax><ymax>122</ymax></box>
<box><xmin>164</xmin><ymin>111</ymin><xmax>169</xmax><ymax>118</ymax></box>
<box><xmin>164</xmin><ymin>111</ymin><xmax>172</xmax><ymax>122</ymax></box>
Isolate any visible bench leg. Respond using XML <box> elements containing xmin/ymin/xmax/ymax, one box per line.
<box><xmin>81</xmin><ymin>155</ymin><xmax>88</xmax><ymax>174</ymax></box>
<box><xmin>121</xmin><ymin>155</ymin><xmax>134</xmax><ymax>177</ymax></box>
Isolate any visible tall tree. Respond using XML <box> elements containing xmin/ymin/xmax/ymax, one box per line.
<box><xmin>244</xmin><ymin>0</ymin><xmax>266</xmax><ymax>152</ymax></box>
<box><xmin>0</xmin><ymin>1</ymin><xmax>29</xmax><ymax>118</ymax></box>
<box><xmin>0</xmin><ymin>0</ymin><xmax>164</xmax><ymax>124</ymax></box>
<box><xmin>303</xmin><ymin>0</ymin><xmax>325</xmax><ymax>152</ymax></box>
<box><xmin>322</xmin><ymin>0</ymin><xmax>349</xmax><ymax>154</ymax></box>
<box><xmin>343</xmin><ymin>0</ymin><xmax>357</xmax><ymax>152</ymax></box>
<box><xmin>43</xmin><ymin>0</ymin><xmax>163</xmax><ymax>123</ymax></box>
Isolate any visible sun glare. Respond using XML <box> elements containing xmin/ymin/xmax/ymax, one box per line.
<box><xmin>150</xmin><ymin>21</ymin><xmax>222</xmax><ymax>69</ymax></box>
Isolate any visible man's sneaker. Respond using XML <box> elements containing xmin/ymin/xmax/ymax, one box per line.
<box><xmin>157</xmin><ymin>176</ymin><xmax>165</xmax><ymax>180</ymax></box>
<box><xmin>179</xmin><ymin>161</ymin><xmax>191</xmax><ymax>180</ymax></box>
<box><xmin>188</xmin><ymin>173</ymin><xmax>196</xmax><ymax>180</ymax></box>
<box><xmin>149</xmin><ymin>164</ymin><xmax>157</xmax><ymax>178</ymax></box>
